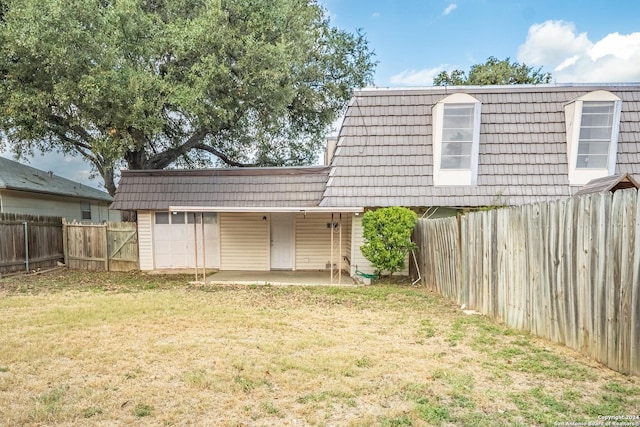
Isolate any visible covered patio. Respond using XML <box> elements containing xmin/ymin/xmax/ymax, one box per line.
<box><xmin>205</xmin><ymin>269</ymin><xmax>358</xmax><ymax>286</ymax></box>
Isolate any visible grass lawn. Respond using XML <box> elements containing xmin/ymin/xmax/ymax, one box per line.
<box><xmin>0</xmin><ymin>270</ymin><xmax>639</xmax><ymax>426</ymax></box>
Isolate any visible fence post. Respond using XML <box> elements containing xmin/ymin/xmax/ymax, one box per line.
<box><xmin>23</xmin><ymin>221</ymin><xmax>29</xmax><ymax>272</ymax></box>
<box><xmin>62</xmin><ymin>219</ymin><xmax>68</xmax><ymax>267</ymax></box>
<box><xmin>103</xmin><ymin>223</ymin><xmax>109</xmax><ymax>271</ymax></box>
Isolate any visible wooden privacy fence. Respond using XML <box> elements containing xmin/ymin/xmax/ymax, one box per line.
<box><xmin>414</xmin><ymin>189</ymin><xmax>640</xmax><ymax>376</ymax></box>
<box><xmin>0</xmin><ymin>213</ymin><xmax>64</xmax><ymax>275</ymax></box>
<box><xmin>63</xmin><ymin>221</ymin><xmax>139</xmax><ymax>271</ymax></box>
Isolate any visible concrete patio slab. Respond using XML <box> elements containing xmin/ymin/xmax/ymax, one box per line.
<box><xmin>206</xmin><ymin>270</ymin><xmax>357</xmax><ymax>286</ymax></box>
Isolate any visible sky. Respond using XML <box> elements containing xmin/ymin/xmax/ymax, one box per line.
<box><xmin>3</xmin><ymin>0</ymin><xmax>640</xmax><ymax>192</ymax></box>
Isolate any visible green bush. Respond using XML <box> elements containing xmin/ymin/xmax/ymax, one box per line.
<box><xmin>360</xmin><ymin>207</ymin><xmax>418</xmax><ymax>276</ymax></box>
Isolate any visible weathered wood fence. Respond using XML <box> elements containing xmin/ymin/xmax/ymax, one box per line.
<box><xmin>0</xmin><ymin>213</ymin><xmax>64</xmax><ymax>275</ymax></box>
<box><xmin>414</xmin><ymin>189</ymin><xmax>640</xmax><ymax>376</ymax></box>
<box><xmin>63</xmin><ymin>221</ymin><xmax>139</xmax><ymax>271</ymax></box>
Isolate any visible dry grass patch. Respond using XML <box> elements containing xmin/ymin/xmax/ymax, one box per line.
<box><xmin>0</xmin><ymin>270</ymin><xmax>638</xmax><ymax>426</ymax></box>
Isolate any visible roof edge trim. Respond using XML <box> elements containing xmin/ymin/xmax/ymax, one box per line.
<box><xmin>168</xmin><ymin>206</ymin><xmax>363</xmax><ymax>213</ymax></box>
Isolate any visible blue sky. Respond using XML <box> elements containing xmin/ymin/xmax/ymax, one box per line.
<box><xmin>323</xmin><ymin>0</ymin><xmax>640</xmax><ymax>86</ymax></box>
<box><xmin>3</xmin><ymin>0</ymin><xmax>640</xmax><ymax>191</ymax></box>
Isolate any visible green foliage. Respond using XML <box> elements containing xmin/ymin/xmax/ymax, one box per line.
<box><xmin>360</xmin><ymin>207</ymin><xmax>418</xmax><ymax>276</ymax></box>
<box><xmin>0</xmin><ymin>0</ymin><xmax>376</xmax><ymax>194</ymax></box>
<box><xmin>433</xmin><ymin>56</ymin><xmax>551</xmax><ymax>86</ymax></box>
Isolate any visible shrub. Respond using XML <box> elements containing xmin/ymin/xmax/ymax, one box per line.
<box><xmin>360</xmin><ymin>207</ymin><xmax>418</xmax><ymax>276</ymax></box>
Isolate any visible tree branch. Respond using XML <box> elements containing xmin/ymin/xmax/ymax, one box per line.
<box><xmin>193</xmin><ymin>143</ymin><xmax>256</xmax><ymax>167</ymax></box>
<box><xmin>145</xmin><ymin>128</ymin><xmax>211</xmax><ymax>169</ymax></box>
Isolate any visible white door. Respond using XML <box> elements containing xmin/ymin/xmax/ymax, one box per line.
<box><xmin>270</xmin><ymin>213</ymin><xmax>294</xmax><ymax>270</ymax></box>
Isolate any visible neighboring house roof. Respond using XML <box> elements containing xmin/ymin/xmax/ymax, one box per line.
<box><xmin>110</xmin><ymin>166</ymin><xmax>330</xmax><ymax>211</ymax></box>
<box><xmin>574</xmin><ymin>173</ymin><xmax>640</xmax><ymax>196</ymax></box>
<box><xmin>0</xmin><ymin>156</ymin><xmax>112</xmax><ymax>202</ymax></box>
<box><xmin>320</xmin><ymin>84</ymin><xmax>640</xmax><ymax>208</ymax></box>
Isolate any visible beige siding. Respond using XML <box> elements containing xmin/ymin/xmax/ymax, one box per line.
<box><xmin>137</xmin><ymin>211</ymin><xmax>154</xmax><ymax>271</ymax></box>
<box><xmin>295</xmin><ymin>213</ymin><xmax>351</xmax><ymax>271</ymax></box>
<box><xmin>220</xmin><ymin>213</ymin><xmax>269</xmax><ymax>270</ymax></box>
<box><xmin>0</xmin><ymin>189</ymin><xmax>117</xmax><ymax>222</ymax></box>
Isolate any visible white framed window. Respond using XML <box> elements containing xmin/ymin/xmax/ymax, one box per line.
<box><xmin>432</xmin><ymin>93</ymin><xmax>481</xmax><ymax>186</ymax></box>
<box><xmin>80</xmin><ymin>202</ymin><xmax>91</xmax><ymax>220</ymax></box>
<box><xmin>565</xmin><ymin>91</ymin><xmax>622</xmax><ymax>186</ymax></box>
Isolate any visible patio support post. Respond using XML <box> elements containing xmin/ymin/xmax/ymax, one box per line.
<box><xmin>193</xmin><ymin>214</ymin><xmax>199</xmax><ymax>282</ymax></box>
<box><xmin>339</xmin><ymin>213</ymin><xmax>342</xmax><ymax>284</ymax></box>
<box><xmin>330</xmin><ymin>213</ymin><xmax>334</xmax><ymax>285</ymax></box>
<box><xmin>201</xmin><ymin>212</ymin><xmax>206</xmax><ymax>282</ymax></box>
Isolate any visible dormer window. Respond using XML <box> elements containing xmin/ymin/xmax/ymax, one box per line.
<box><xmin>576</xmin><ymin>102</ymin><xmax>615</xmax><ymax>169</ymax></box>
<box><xmin>432</xmin><ymin>93</ymin><xmax>481</xmax><ymax>186</ymax></box>
<box><xmin>566</xmin><ymin>91</ymin><xmax>622</xmax><ymax>186</ymax></box>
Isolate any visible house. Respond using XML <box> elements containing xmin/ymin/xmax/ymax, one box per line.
<box><xmin>110</xmin><ymin>167</ymin><xmax>358</xmax><ymax>277</ymax></box>
<box><xmin>0</xmin><ymin>156</ymin><xmax>119</xmax><ymax>222</ymax></box>
<box><xmin>110</xmin><ymin>83</ymin><xmax>640</xmax><ymax>279</ymax></box>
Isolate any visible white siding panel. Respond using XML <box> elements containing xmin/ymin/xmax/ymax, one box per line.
<box><xmin>350</xmin><ymin>214</ymin><xmax>374</xmax><ymax>278</ymax></box>
<box><xmin>137</xmin><ymin>211</ymin><xmax>154</xmax><ymax>271</ymax></box>
<box><xmin>295</xmin><ymin>213</ymin><xmax>351</xmax><ymax>271</ymax></box>
<box><xmin>220</xmin><ymin>213</ymin><xmax>269</xmax><ymax>270</ymax></box>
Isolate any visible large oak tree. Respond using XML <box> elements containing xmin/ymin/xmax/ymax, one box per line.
<box><xmin>434</xmin><ymin>56</ymin><xmax>551</xmax><ymax>86</ymax></box>
<box><xmin>0</xmin><ymin>0</ymin><xmax>375</xmax><ymax>195</ymax></box>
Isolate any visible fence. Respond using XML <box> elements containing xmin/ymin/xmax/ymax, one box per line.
<box><xmin>414</xmin><ymin>189</ymin><xmax>640</xmax><ymax>376</ymax></box>
<box><xmin>63</xmin><ymin>220</ymin><xmax>139</xmax><ymax>271</ymax></box>
<box><xmin>0</xmin><ymin>213</ymin><xmax>64</xmax><ymax>275</ymax></box>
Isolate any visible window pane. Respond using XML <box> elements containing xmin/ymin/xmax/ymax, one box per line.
<box><xmin>444</xmin><ymin>105</ymin><xmax>474</xmax><ymax>129</ymax></box>
<box><xmin>581</xmin><ymin>112</ymin><xmax>613</xmax><ymax>127</ymax></box>
<box><xmin>187</xmin><ymin>213</ymin><xmax>202</xmax><ymax>224</ymax></box>
<box><xmin>155</xmin><ymin>212</ymin><xmax>169</xmax><ymax>224</ymax></box>
<box><xmin>441</xmin><ymin>155</ymin><xmax>471</xmax><ymax>169</ymax></box>
<box><xmin>441</xmin><ymin>142</ymin><xmax>471</xmax><ymax>169</ymax></box>
<box><xmin>582</xmin><ymin>102</ymin><xmax>614</xmax><ymax>116</ymax></box>
<box><xmin>577</xmin><ymin>140</ymin><xmax>609</xmax><ymax>155</ymax></box>
<box><xmin>443</xmin><ymin>129</ymin><xmax>473</xmax><ymax>142</ymax></box>
<box><xmin>203</xmin><ymin>212</ymin><xmax>217</xmax><ymax>224</ymax></box>
<box><xmin>577</xmin><ymin>154</ymin><xmax>608</xmax><ymax>169</ymax></box>
<box><xmin>579</xmin><ymin>127</ymin><xmax>613</xmax><ymax>141</ymax></box>
<box><xmin>442</xmin><ymin>142</ymin><xmax>472</xmax><ymax>156</ymax></box>
<box><xmin>171</xmin><ymin>212</ymin><xmax>185</xmax><ymax>224</ymax></box>
<box><xmin>576</xmin><ymin>101</ymin><xmax>614</xmax><ymax>169</ymax></box>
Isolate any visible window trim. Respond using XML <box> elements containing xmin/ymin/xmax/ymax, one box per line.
<box><xmin>565</xmin><ymin>90</ymin><xmax>622</xmax><ymax>186</ymax></box>
<box><xmin>432</xmin><ymin>93</ymin><xmax>481</xmax><ymax>186</ymax></box>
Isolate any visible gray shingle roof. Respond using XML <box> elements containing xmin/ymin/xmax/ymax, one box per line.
<box><xmin>0</xmin><ymin>156</ymin><xmax>112</xmax><ymax>202</ymax></box>
<box><xmin>320</xmin><ymin>84</ymin><xmax>640</xmax><ymax>208</ymax></box>
<box><xmin>110</xmin><ymin>166</ymin><xmax>329</xmax><ymax>211</ymax></box>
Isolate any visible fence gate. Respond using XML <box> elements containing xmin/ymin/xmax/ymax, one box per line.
<box><xmin>107</xmin><ymin>222</ymin><xmax>139</xmax><ymax>271</ymax></box>
<box><xmin>63</xmin><ymin>221</ymin><xmax>138</xmax><ymax>271</ymax></box>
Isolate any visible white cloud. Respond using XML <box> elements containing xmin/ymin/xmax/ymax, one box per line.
<box><xmin>372</xmin><ymin>12</ymin><xmax>380</xmax><ymax>18</ymax></box>
<box><xmin>390</xmin><ymin>66</ymin><xmax>447</xmax><ymax>86</ymax></box>
<box><xmin>517</xmin><ymin>20</ymin><xmax>640</xmax><ymax>83</ymax></box>
<box><xmin>443</xmin><ymin>4</ymin><xmax>457</xmax><ymax>15</ymax></box>
<box><xmin>517</xmin><ymin>21</ymin><xmax>592</xmax><ymax>69</ymax></box>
